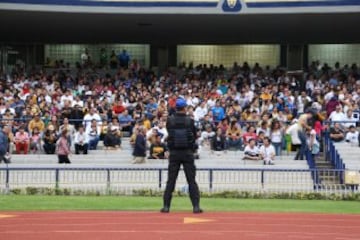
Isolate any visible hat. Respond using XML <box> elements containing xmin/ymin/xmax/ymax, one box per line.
<box><xmin>176</xmin><ymin>98</ymin><xmax>187</xmax><ymax>109</ymax></box>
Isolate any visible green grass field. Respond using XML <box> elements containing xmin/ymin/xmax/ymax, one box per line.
<box><xmin>0</xmin><ymin>196</ymin><xmax>359</xmax><ymax>214</ymax></box>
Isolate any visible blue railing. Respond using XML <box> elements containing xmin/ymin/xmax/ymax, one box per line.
<box><xmin>324</xmin><ymin>130</ymin><xmax>345</xmax><ymax>170</ymax></box>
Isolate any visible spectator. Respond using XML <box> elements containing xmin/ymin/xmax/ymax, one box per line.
<box><xmin>149</xmin><ymin>134</ymin><xmax>168</xmax><ymax>159</ymax></box>
<box><xmin>270</xmin><ymin>120</ymin><xmax>283</xmax><ymax>156</ymax></box>
<box><xmin>260</xmin><ymin>137</ymin><xmax>276</xmax><ymax>165</ymax></box>
<box><xmin>243</xmin><ymin>138</ymin><xmax>260</xmax><ymax>160</ymax></box>
<box><xmin>256</xmin><ymin>121</ymin><xmax>270</xmax><ymax>137</ymax></box>
<box><xmin>226</xmin><ymin>120</ymin><xmax>242</xmax><ymax>150</ymax></box>
<box><xmin>43</xmin><ymin>125</ymin><xmax>57</xmax><ymax>154</ymax></box>
<box><xmin>194</xmin><ymin>101</ymin><xmax>208</xmax><ymax>122</ymax></box>
<box><xmin>14</xmin><ymin>126</ymin><xmax>30</xmax><ymax>154</ymax></box>
<box><xmin>58</xmin><ymin>117</ymin><xmax>75</xmax><ymax>147</ymax></box>
<box><xmin>198</xmin><ymin>124</ymin><xmax>215</xmax><ymax>147</ymax></box>
<box><xmin>296</xmin><ymin>113</ymin><xmax>310</xmax><ymax>160</ymax></box>
<box><xmin>285</xmin><ymin>119</ymin><xmax>301</xmax><ymax>159</ymax></box>
<box><xmin>86</xmin><ymin>119</ymin><xmax>100</xmax><ymax>150</ymax></box>
<box><xmin>104</xmin><ymin>126</ymin><xmax>121</xmax><ymax>149</ymax></box>
<box><xmin>0</xmin><ymin>126</ymin><xmax>10</xmax><ymax>164</ymax></box>
<box><xmin>211</xmin><ymin>100</ymin><xmax>225</xmax><ymax>123</ymax></box>
<box><xmin>328</xmin><ymin>104</ymin><xmax>346</xmax><ymax>123</ymax></box>
<box><xmin>345</xmin><ymin>125</ymin><xmax>359</xmax><ymax>145</ymax></box>
<box><xmin>343</xmin><ymin>109</ymin><xmax>358</xmax><ymax>130</ymax></box>
<box><xmin>69</xmin><ymin>104</ymin><xmax>84</xmax><ymax>130</ymax></box>
<box><xmin>29</xmin><ymin>127</ymin><xmax>41</xmax><ymax>154</ymax></box>
<box><xmin>28</xmin><ymin>114</ymin><xmax>45</xmax><ymax>135</ymax></box>
<box><xmin>83</xmin><ymin>108</ymin><xmax>102</xmax><ymax>133</ymax></box>
<box><xmin>307</xmin><ymin>129</ymin><xmax>320</xmax><ymax>157</ymax></box>
<box><xmin>118</xmin><ymin>109</ymin><xmax>134</xmax><ymax>135</ymax></box>
<box><xmin>132</xmin><ymin>126</ymin><xmax>146</xmax><ymax>164</ymax></box>
<box><xmin>56</xmin><ymin>129</ymin><xmax>71</xmax><ymax>164</ymax></box>
<box><xmin>112</xmin><ymin>99</ymin><xmax>126</xmax><ymax>118</ymax></box>
<box><xmin>242</xmin><ymin>125</ymin><xmax>257</xmax><ymax>145</ymax></box>
<box><xmin>211</xmin><ymin>128</ymin><xmax>227</xmax><ymax>154</ymax></box>
<box><xmin>329</xmin><ymin>122</ymin><xmax>345</xmax><ymax>142</ymax></box>
<box><xmin>118</xmin><ymin>49</ymin><xmax>130</xmax><ymax>69</ymax></box>
<box><xmin>74</xmin><ymin>126</ymin><xmax>89</xmax><ymax>154</ymax></box>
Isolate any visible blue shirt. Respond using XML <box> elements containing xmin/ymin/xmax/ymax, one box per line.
<box><xmin>118</xmin><ymin>114</ymin><xmax>134</xmax><ymax>125</ymax></box>
<box><xmin>212</xmin><ymin>106</ymin><xmax>225</xmax><ymax>122</ymax></box>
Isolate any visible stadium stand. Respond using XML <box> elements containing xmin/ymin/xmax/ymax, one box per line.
<box><xmin>0</xmin><ymin>59</ymin><xmax>359</xmax><ymax>193</ymax></box>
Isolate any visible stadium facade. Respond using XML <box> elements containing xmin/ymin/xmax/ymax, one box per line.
<box><xmin>0</xmin><ymin>0</ymin><xmax>359</xmax><ymax>72</ymax></box>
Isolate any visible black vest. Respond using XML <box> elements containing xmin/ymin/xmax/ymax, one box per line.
<box><xmin>167</xmin><ymin>115</ymin><xmax>194</xmax><ymax>150</ymax></box>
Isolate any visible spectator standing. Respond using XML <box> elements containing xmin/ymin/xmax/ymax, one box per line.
<box><xmin>56</xmin><ymin>129</ymin><xmax>71</xmax><ymax>164</ymax></box>
<box><xmin>0</xmin><ymin>126</ymin><xmax>10</xmax><ymax>164</ymax></box>
<box><xmin>270</xmin><ymin>120</ymin><xmax>283</xmax><ymax>156</ymax></box>
<box><xmin>118</xmin><ymin>49</ymin><xmax>130</xmax><ymax>69</ymax></box>
<box><xmin>132</xmin><ymin>126</ymin><xmax>147</xmax><ymax>164</ymax></box>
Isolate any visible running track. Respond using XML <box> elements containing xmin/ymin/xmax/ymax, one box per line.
<box><xmin>0</xmin><ymin>211</ymin><xmax>359</xmax><ymax>240</ymax></box>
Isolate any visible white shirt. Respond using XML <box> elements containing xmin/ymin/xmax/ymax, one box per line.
<box><xmin>324</xmin><ymin>91</ymin><xmax>335</xmax><ymax>103</ymax></box>
<box><xmin>244</xmin><ymin>145</ymin><xmax>259</xmax><ymax>156</ymax></box>
<box><xmin>328</xmin><ymin>111</ymin><xmax>346</xmax><ymax>122</ymax></box>
<box><xmin>285</xmin><ymin>123</ymin><xmax>301</xmax><ymax>145</ymax></box>
<box><xmin>260</xmin><ymin>144</ymin><xmax>276</xmax><ymax>161</ymax></box>
<box><xmin>270</xmin><ymin>130</ymin><xmax>283</xmax><ymax>143</ymax></box>
<box><xmin>72</xmin><ymin>100</ymin><xmax>84</xmax><ymax>108</ymax></box>
<box><xmin>74</xmin><ymin>131</ymin><xmax>89</xmax><ymax>144</ymax></box>
<box><xmin>0</xmin><ymin>108</ymin><xmax>15</xmax><ymax>115</ymax></box>
<box><xmin>83</xmin><ymin>113</ymin><xmax>102</xmax><ymax>132</ymax></box>
<box><xmin>345</xmin><ymin>131</ymin><xmax>359</xmax><ymax>144</ymax></box>
<box><xmin>343</xmin><ymin>115</ymin><xmax>358</xmax><ymax>129</ymax></box>
<box><xmin>194</xmin><ymin>106</ymin><xmax>208</xmax><ymax>122</ymax></box>
<box><xmin>60</xmin><ymin>95</ymin><xmax>74</xmax><ymax>107</ymax></box>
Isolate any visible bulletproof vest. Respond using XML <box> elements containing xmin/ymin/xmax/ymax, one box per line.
<box><xmin>168</xmin><ymin>115</ymin><xmax>194</xmax><ymax>150</ymax></box>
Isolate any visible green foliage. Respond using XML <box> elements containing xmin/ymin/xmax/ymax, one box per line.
<box><xmin>3</xmin><ymin>187</ymin><xmax>360</xmax><ymax>201</ymax></box>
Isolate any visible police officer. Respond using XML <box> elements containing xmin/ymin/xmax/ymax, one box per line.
<box><xmin>161</xmin><ymin>98</ymin><xmax>203</xmax><ymax>214</ymax></box>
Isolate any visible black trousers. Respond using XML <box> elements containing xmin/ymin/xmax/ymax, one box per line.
<box><xmin>58</xmin><ymin>155</ymin><xmax>71</xmax><ymax>164</ymax></box>
<box><xmin>75</xmin><ymin>143</ymin><xmax>88</xmax><ymax>154</ymax></box>
<box><xmin>163</xmin><ymin>150</ymin><xmax>200</xmax><ymax>208</ymax></box>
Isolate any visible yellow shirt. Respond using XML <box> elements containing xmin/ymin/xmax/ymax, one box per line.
<box><xmin>28</xmin><ymin>119</ymin><xmax>45</xmax><ymax>133</ymax></box>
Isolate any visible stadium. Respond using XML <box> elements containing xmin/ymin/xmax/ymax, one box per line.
<box><xmin>0</xmin><ymin>0</ymin><xmax>360</xmax><ymax>239</ymax></box>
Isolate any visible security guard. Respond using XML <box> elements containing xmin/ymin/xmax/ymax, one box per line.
<box><xmin>161</xmin><ymin>98</ymin><xmax>203</xmax><ymax>214</ymax></box>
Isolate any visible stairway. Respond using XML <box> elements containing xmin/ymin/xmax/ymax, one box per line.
<box><xmin>314</xmin><ymin>155</ymin><xmax>342</xmax><ymax>187</ymax></box>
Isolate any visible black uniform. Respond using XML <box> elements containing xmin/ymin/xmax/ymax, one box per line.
<box><xmin>162</xmin><ymin>112</ymin><xmax>201</xmax><ymax>212</ymax></box>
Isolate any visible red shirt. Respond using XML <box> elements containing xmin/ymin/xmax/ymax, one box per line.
<box><xmin>243</xmin><ymin>132</ymin><xmax>257</xmax><ymax>144</ymax></box>
<box><xmin>112</xmin><ymin>105</ymin><xmax>126</xmax><ymax>115</ymax></box>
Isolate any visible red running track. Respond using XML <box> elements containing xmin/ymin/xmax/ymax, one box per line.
<box><xmin>0</xmin><ymin>211</ymin><xmax>359</xmax><ymax>240</ymax></box>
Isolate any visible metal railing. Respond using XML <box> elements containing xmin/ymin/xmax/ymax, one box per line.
<box><xmin>0</xmin><ymin>167</ymin><xmax>358</xmax><ymax>194</ymax></box>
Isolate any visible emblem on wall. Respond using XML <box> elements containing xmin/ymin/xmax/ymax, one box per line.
<box><xmin>222</xmin><ymin>0</ymin><xmax>242</xmax><ymax>12</ymax></box>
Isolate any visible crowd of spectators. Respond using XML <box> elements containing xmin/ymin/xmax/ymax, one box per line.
<box><xmin>0</xmin><ymin>56</ymin><xmax>360</xmax><ymax>164</ymax></box>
